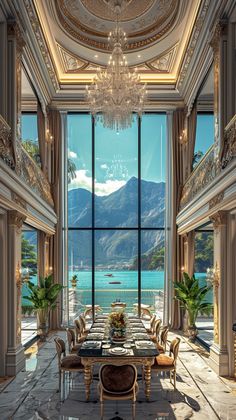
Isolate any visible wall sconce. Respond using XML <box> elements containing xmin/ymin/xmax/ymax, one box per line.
<box><xmin>19</xmin><ymin>267</ymin><xmax>30</xmax><ymax>284</ymax></box>
<box><xmin>179</xmin><ymin>129</ymin><xmax>187</xmax><ymax>145</ymax></box>
<box><xmin>46</xmin><ymin>128</ymin><xmax>54</xmax><ymax>144</ymax></box>
<box><xmin>46</xmin><ymin>266</ymin><xmax>53</xmax><ymax>276</ymax></box>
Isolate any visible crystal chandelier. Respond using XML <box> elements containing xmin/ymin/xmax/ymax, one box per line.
<box><xmin>86</xmin><ymin>5</ymin><xmax>146</xmax><ymax>132</ymax></box>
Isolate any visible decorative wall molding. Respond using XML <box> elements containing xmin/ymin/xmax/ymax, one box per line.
<box><xmin>8</xmin><ymin>210</ymin><xmax>26</xmax><ymax>233</ymax></box>
<box><xmin>222</xmin><ymin>113</ymin><xmax>236</xmax><ymax>169</ymax></box>
<box><xmin>147</xmin><ymin>45</ymin><xmax>178</xmax><ymax>73</ymax></box>
<box><xmin>11</xmin><ymin>192</ymin><xmax>27</xmax><ymax>210</ymax></box>
<box><xmin>209</xmin><ymin>192</ymin><xmax>224</xmax><ymax>209</ymax></box>
<box><xmin>210</xmin><ymin>210</ymin><xmax>227</xmax><ymax>230</ymax></box>
<box><xmin>0</xmin><ymin>115</ymin><xmax>15</xmax><ymax>169</ymax></box>
<box><xmin>57</xmin><ymin>43</ymin><xmax>87</xmax><ymax>72</ymax></box>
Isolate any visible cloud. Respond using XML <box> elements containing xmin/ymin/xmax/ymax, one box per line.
<box><xmin>68</xmin><ymin>150</ymin><xmax>78</xmax><ymax>159</ymax></box>
<box><xmin>69</xmin><ymin>169</ymin><xmax>126</xmax><ymax>196</ymax></box>
<box><xmin>100</xmin><ymin>163</ymin><xmax>108</xmax><ymax>169</ymax></box>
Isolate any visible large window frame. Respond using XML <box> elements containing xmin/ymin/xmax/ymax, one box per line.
<box><xmin>64</xmin><ymin>112</ymin><xmax>166</xmax><ymax>323</ymax></box>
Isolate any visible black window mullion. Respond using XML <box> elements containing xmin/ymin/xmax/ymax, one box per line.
<box><xmin>138</xmin><ymin>116</ymin><xmax>141</xmax><ymax>318</ymax></box>
<box><xmin>92</xmin><ymin>116</ymin><xmax>95</xmax><ymax>321</ymax></box>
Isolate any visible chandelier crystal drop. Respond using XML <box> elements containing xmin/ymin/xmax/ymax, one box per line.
<box><xmin>86</xmin><ymin>23</ymin><xmax>147</xmax><ymax>132</ymax></box>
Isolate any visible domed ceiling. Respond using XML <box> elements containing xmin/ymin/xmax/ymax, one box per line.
<box><xmin>54</xmin><ymin>0</ymin><xmax>180</xmax><ymax>51</ymax></box>
<box><xmin>20</xmin><ymin>0</ymin><xmax>211</xmax><ymax>102</ymax></box>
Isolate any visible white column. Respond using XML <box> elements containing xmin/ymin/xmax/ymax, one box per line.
<box><xmin>5</xmin><ymin>210</ymin><xmax>26</xmax><ymax>376</ymax></box>
<box><xmin>0</xmin><ymin>21</ymin><xmax>7</xmax><ymax>119</ymax></box>
<box><xmin>209</xmin><ymin>211</ymin><xmax>229</xmax><ymax>376</ymax></box>
<box><xmin>0</xmin><ymin>210</ymin><xmax>8</xmax><ymax>376</ymax></box>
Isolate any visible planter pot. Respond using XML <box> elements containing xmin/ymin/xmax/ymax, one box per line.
<box><xmin>111</xmin><ymin>327</ymin><xmax>126</xmax><ymax>341</ymax></box>
<box><xmin>187</xmin><ymin>325</ymin><xmax>198</xmax><ymax>342</ymax></box>
<box><xmin>37</xmin><ymin>308</ymin><xmax>49</xmax><ymax>341</ymax></box>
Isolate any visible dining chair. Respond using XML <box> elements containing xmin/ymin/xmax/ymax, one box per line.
<box><xmin>156</xmin><ymin>326</ymin><xmax>169</xmax><ymax>353</ymax></box>
<box><xmin>150</xmin><ymin>318</ymin><xmax>162</xmax><ymax>343</ymax></box>
<box><xmin>152</xmin><ymin>337</ymin><xmax>181</xmax><ymax>389</ymax></box>
<box><xmin>54</xmin><ymin>337</ymin><xmax>84</xmax><ymax>400</ymax></box>
<box><xmin>79</xmin><ymin>314</ymin><xmax>90</xmax><ymax>335</ymax></box>
<box><xmin>67</xmin><ymin>328</ymin><xmax>84</xmax><ymax>354</ymax></box>
<box><xmin>146</xmin><ymin>314</ymin><xmax>156</xmax><ymax>334</ymax></box>
<box><xmin>74</xmin><ymin>319</ymin><xmax>86</xmax><ymax>342</ymax></box>
<box><xmin>98</xmin><ymin>364</ymin><xmax>138</xmax><ymax>420</ymax></box>
<box><xmin>140</xmin><ymin>307</ymin><xmax>152</xmax><ymax>319</ymax></box>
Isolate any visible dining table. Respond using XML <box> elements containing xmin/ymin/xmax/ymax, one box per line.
<box><xmin>78</xmin><ymin>315</ymin><xmax>158</xmax><ymax>401</ymax></box>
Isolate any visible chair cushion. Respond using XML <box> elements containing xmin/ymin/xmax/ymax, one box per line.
<box><xmin>155</xmin><ymin>354</ymin><xmax>174</xmax><ymax>367</ymax></box>
<box><xmin>101</xmin><ymin>365</ymin><xmax>135</xmax><ymax>393</ymax></box>
<box><xmin>61</xmin><ymin>355</ymin><xmax>83</xmax><ymax>369</ymax></box>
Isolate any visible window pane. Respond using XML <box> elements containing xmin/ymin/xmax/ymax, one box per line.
<box><xmin>141</xmin><ymin>230</ymin><xmax>165</xmax><ymax>319</ymax></box>
<box><xmin>95</xmin><ymin>230</ymin><xmax>138</xmax><ymax>313</ymax></box>
<box><xmin>194</xmin><ymin>231</ymin><xmax>214</xmax><ymax>306</ymax></box>
<box><xmin>21</xmin><ymin>113</ymin><xmax>40</xmax><ymax>166</ymax></box>
<box><xmin>68</xmin><ymin>114</ymin><xmax>92</xmax><ymax>227</ymax></box>
<box><xmin>193</xmin><ymin>113</ymin><xmax>214</xmax><ymax>167</ymax></box>
<box><xmin>21</xmin><ymin>228</ymin><xmax>38</xmax><ymax>345</ymax></box>
<box><xmin>94</xmin><ymin>119</ymin><xmax>138</xmax><ymax>227</ymax></box>
<box><xmin>141</xmin><ymin>114</ymin><xmax>166</xmax><ymax>227</ymax></box>
<box><xmin>68</xmin><ymin>230</ymin><xmax>92</xmax><ymax>323</ymax></box>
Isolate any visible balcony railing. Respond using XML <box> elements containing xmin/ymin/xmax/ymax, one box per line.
<box><xmin>0</xmin><ymin>115</ymin><xmax>53</xmax><ymax>207</ymax></box>
<box><xmin>180</xmin><ymin>113</ymin><xmax>236</xmax><ymax>210</ymax></box>
<box><xmin>180</xmin><ymin>145</ymin><xmax>219</xmax><ymax>210</ymax></box>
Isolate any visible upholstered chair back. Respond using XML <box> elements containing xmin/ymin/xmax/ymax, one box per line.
<box><xmin>100</xmin><ymin>364</ymin><xmax>137</xmax><ymax>395</ymax></box>
<box><xmin>54</xmin><ymin>337</ymin><xmax>66</xmax><ymax>364</ymax></box>
<box><xmin>79</xmin><ymin>314</ymin><xmax>86</xmax><ymax>331</ymax></box>
<box><xmin>154</xmin><ymin>319</ymin><xmax>162</xmax><ymax>339</ymax></box>
<box><xmin>169</xmin><ymin>337</ymin><xmax>181</xmax><ymax>364</ymax></box>
<box><xmin>74</xmin><ymin>319</ymin><xmax>83</xmax><ymax>340</ymax></box>
<box><xmin>150</xmin><ymin>314</ymin><xmax>156</xmax><ymax>332</ymax></box>
<box><xmin>67</xmin><ymin>328</ymin><xmax>76</xmax><ymax>351</ymax></box>
<box><xmin>160</xmin><ymin>326</ymin><xmax>169</xmax><ymax>349</ymax></box>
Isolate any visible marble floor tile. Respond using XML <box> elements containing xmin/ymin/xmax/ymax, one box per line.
<box><xmin>0</xmin><ymin>331</ymin><xmax>236</xmax><ymax>419</ymax></box>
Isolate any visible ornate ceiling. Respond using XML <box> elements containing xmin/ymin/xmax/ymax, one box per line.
<box><xmin>19</xmin><ymin>0</ymin><xmax>216</xmax><ymax>106</ymax></box>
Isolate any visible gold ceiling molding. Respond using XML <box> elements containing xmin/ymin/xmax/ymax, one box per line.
<box><xmin>54</xmin><ymin>0</ymin><xmax>180</xmax><ymax>51</ymax></box>
<box><xmin>81</xmin><ymin>0</ymin><xmax>154</xmax><ymax>22</ymax></box>
<box><xmin>147</xmin><ymin>44</ymin><xmax>178</xmax><ymax>73</ymax></box>
<box><xmin>57</xmin><ymin>43</ymin><xmax>88</xmax><ymax>72</ymax></box>
<box><xmin>23</xmin><ymin>0</ymin><xmax>59</xmax><ymax>91</ymax></box>
<box><xmin>177</xmin><ymin>0</ymin><xmax>210</xmax><ymax>89</ymax></box>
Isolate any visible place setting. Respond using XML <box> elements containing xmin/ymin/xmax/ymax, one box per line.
<box><xmin>135</xmin><ymin>341</ymin><xmax>156</xmax><ymax>349</ymax></box>
<box><xmin>86</xmin><ymin>332</ymin><xmax>104</xmax><ymax>340</ymax></box>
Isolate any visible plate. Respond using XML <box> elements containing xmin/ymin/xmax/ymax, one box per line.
<box><xmin>123</xmin><ymin>343</ymin><xmax>132</xmax><ymax>348</ymax></box>
<box><xmin>133</xmin><ymin>333</ymin><xmax>148</xmax><ymax>339</ymax></box>
<box><xmin>102</xmin><ymin>344</ymin><xmax>111</xmax><ymax>349</ymax></box>
<box><xmin>135</xmin><ymin>341</ymin><xmax>154</xmax><ymax>348</ymax></box>
<box><xmin>109</xmin><ymin>347</ymin><xmax>127</xmax><ymax>355</ymax></box>
<box><xmin>82</xmin><ymin>341</ymin><xmax>100</xmax><ymax>348</ymax></box>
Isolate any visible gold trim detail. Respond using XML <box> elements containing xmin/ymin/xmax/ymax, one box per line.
<box><xmin>222</xmin><ymin>113</ymin><xmax>236</xmax><ymax>168</ymax></box>
<box><xmin>177</xmin><ymin>0</ymin><xmax>210</xmax><ymax>89</ymax></box>
<box><xmin>210</xmin><ymin>211</ymin><xmax>227</xmax><ymax>230</ymax></box>
<box><xmin>23</xmin><ymin>0</ymin><xmax>59</xmax><ymax>91</ymax></box>
<box><xmin>209</xmin><ymin>192</ymin><xmax>224</xmax><ymax>209</ymax></box>
<box><xmin>147</xmin><ymin>45</ymin><xmax>178</xmax><ymax>73</ymax></box>
<box><xmin>8</xmin><ymin>210</ymin><xmax>26</xmax><ymax>233</ymax></box>
<box><xmin>57</xmin><ymin>43</ymin><xmax>88</xmax><ymax>73</ymax></box>
<box><xmin>0</xmin><ymin>115</ymin><xmax>15</xmax><ymax>169</ymax></box>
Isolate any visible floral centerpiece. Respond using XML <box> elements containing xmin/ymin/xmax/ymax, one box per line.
<box><xmin>108</xmin><ymin>310</ymin><xmax>127</xmax><ymax>341</ymax></box>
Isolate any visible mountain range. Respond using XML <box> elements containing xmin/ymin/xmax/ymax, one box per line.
<box><xmin>68</xmin><ymin>177</ymin><xmax>165</xmax><ymax>267</ymax></box>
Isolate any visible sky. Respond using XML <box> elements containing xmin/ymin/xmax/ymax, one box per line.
<box><xmin>21</xmin><ymin>112</ymin><xmax>215</xmax><ymax>196</ymax></box>
<box><xmin>67</xmin><ymin>113</ymin><xmax>167</xmax><ymax>195</ymax></box>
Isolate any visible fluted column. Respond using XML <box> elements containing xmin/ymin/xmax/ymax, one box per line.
<box><xmin>209</xmin><ymin>211</ymin><xmax>229</xmax><ymax>376</ymax></box>
<box><xmin>0</xmin><ymin>21</ymin><xmax>7</xmax><ymax>119</ymax></box>
<box><xmin>6</xmin><ymin>210</ymin><xmax>26</xmax><ymax>376</ymax></box>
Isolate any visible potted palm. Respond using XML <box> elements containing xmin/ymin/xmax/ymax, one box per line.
<box><xmin>174</xmin><ymin>272</ymin><xmax>213</xmax><ymax>341</ymax></box>
<box><xmin>23</xmin><ymin>274</ymin><xmax>64</xmax><ymax>340</ymax></box>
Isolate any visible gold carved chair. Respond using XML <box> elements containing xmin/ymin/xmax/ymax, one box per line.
<box><xmin>74</xmin><ymin>319</ymin><xmax>86</xmax><ymax>342</ymax></box>
<box><xmin>98</xmin><ymin>364</ymin><xmax>138</xmax><ymax>420</ymax></box>
<box><xmin>54</xmin><ymin>337</ymin><xmax>84</xmax><ymax>400</ymax></box>
<box><xmin>152</xmin><ymin>337</ymin><xmax>181</xmax><ymax>389</ymax></box>
<box><xmin>67</xmin><ymin>328</ymin><xmax>84</xmax><ymax>354</ymax></box>
<box><xmin>156</xmin><ymin>326</ymin><xmax>169</xmax><ymax>353</ymax></box>
<box><xmin>150</xmin><ymin>318</ymin><xmax>162</xmax><ymax>343</ymax></box>
<box><xmin>79</xmin><ymin>314</ymin><xmax>90</xmax><ymax>335</ymax></box>
<box><xmin>146</xmin><ymin>314</ymin><xmax>156</xmax><ymax>334</ymax></box>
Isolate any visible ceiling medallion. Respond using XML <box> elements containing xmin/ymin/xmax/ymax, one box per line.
<box><xmin>86</xmin><ymin>2</ymin><xmax>146</xmax><ymax>132</ymax></box>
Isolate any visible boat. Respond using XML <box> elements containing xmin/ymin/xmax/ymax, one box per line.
<box><xmin>109</xmin><ymin>281</ymin><xmax>121</xmax><ymax>284</ymax></box>
<box><xmin>104</xmin><ymin>273</ymin><xmax>114</xmax><ymax>277</ymax></box>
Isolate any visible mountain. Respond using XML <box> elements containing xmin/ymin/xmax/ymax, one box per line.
<box><xmin>68</xmin><ymin>177</ymin><xmax>165</xmax><ymax>267</ymax></box>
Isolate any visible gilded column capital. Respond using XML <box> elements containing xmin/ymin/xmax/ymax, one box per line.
<box><xmin>210</xmin><ymin>19</ymin><xmax>228</xmax><ymax>53</ymax></box>
<box><xmin>8</xmin><ymin>210</ymin><xmax>26</xmax><ymax>233</ymax></box>
<box><xmin>7</xmin><ymin>22</ymin><xmax>25</xmax><ymax>54</ymax></box>
<box><xmin>210</xmin><ymin>211</ymin><xmax>227</xmax><ymax>229</ymax></box>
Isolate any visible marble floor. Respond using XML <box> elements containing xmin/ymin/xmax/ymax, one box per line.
<box><xmin>0</xmin><ymin>331</ymin><xmax>236</xmax><ymax>420</ymax></box>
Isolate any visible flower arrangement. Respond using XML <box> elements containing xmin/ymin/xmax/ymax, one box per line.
<box><xmin>108</xmin><ymin>310</ymin><xmax>127</xmax><ymax>339</ymax></box>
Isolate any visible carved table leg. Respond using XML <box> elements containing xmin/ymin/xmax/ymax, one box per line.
<box><xmin>84</xmin><ymin>364</ymin><xmax>92</xmax><ymax>401</ymax></box>
<box><xmin>144</xmin><ymin>363</ymin><xmax>152</xmax><ymax>401</ymax></box>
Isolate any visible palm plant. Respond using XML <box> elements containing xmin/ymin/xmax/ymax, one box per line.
<box><xmin>23</xmin><ymin>274</ymin><xmax>64</xmax><ymax>339</ymax></box>
<box><xmin>174</xmin><ymin>272</ymin><xmax>213</xmax><ymax>340</ymax></box>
